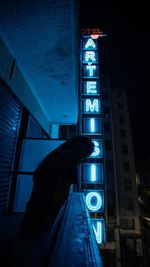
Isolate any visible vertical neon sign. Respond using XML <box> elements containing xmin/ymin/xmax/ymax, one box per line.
<box><xmin>79</xmin><ymin>29</ymin><xmax>106</xmax><ymax>244</ymax></box>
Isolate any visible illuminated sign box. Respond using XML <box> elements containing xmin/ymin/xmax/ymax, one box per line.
<box><xmin>80</xmin><ymin>163</ymin><xmax>104</xmax><ymax>184</ymax></box>
<box><xmin>82</xmin><ymin>81</ymin><xmax>100</xmax><ymax>95</ymax></box>
<box><xmin>82</xmin><ymin>51</ymin><xmax>98</xmax><ymax>64</ymax></box>
<box><xmin>80</xmin><ymin>30</ymin><xmax>106</xmax><ymax>245</ymax></box>
<box><xmin>82</xmin><ymin>98</ymin><xmax>101</xmax><ymax>114</ymax></box>
<box><xmin>84</xmin><ymin>189</ymin><xmax>104</xmax><ymax>213</ymax></box>
<box><xmin>91</xmin><ymin>218</ymin><xmax>105</xmax><ymax>244</ymax></box>
<box><xmin>82</xmin><ymin>117</ymin><xmax>102</xmax><ymax>135</ymax></box>
<box><xmin>83</xmin><ymin>65</ymin><xmax>99</xmax><ymax>78</ymax></box>
<box><xmin>90</xmin><ymin>139</ymin><xmax>103</xmax><ymax>158</ymax></box>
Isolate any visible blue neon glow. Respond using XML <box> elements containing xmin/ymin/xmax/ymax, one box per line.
<box><xmin>92</xmin><ymin>219</ymin><xmax>105</xmax><ymax>244</ymax></box>
<box><xmin>93</xmin><ymin>221</ymin><xmax>102</xmax><ymax>244</ymax></box>
<box><xmin>83</xmin><ymin>51</ymin><xmax>97</xmax><ymax>64</ymax></box>
<box><xmin>90</xmin><ymin>139</ymin><xmax>103</xmax><ymax>158</ymax></box>
<box><xmin>86</xmin><ymin>191</ymin><xmax>102</xmax><ymax>211</ymax></box>
<box><xmin>90</xmin><ymin>118</ymin><xmax>95</xmax><ymax>132</ymax></box>
<box><xmin>84</xmin><ymin>38</ymin><xmax>96</xmax><ymax>49</ymax></box>
<box><xmin>83</xmin><ymin>65</ymin><xmax>99</xmax><ymax>78</ymax></box>
<box><xmin>84</xmin><ymin>98</ymin><xmax>100</xmax><ymax>114</ymax></box>
<box><xmin>91</xmin><ymin>164</ymin><xmax>96</xmax><ymax>181</ymax></box>
<box><xmin>81</xmin><ymin>163</ymin><xmax>103</xmax><ymax>184</ymax></box>
<box><xmin>81</xmin><ymin>34</ymin><xmax>105</xmax><ymax>246</ymax></box>
<box><xmin>85</xmin><ymin>81</ymin><xmax>98</xmax><ymax>94</ymax></box>
<box><xmin>83</xmin><ymin>118</ymin><xmax>102</xmax><ymax>134</ymax></box>
<box><xmin>86</xmin><ymin>65</ymin><xmax>96</xmax><ymax>77</ymax></box>
<box><xmin>92</xmin><ymin>140</ymin><xmax>100</xmax><ymax>157</ymax></box>
<box><xmin>84</xmin><ymin>190</ymin><xmax>104</xmax><ymax>212</ymax></box>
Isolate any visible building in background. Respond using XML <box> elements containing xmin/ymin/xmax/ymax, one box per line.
<box><xmin>111</xmin><ymin>85</ymin><xmax>142</xmax><ymax>267</ymax></box>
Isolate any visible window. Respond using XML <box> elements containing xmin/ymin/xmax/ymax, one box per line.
<box><xmin>120</xmin><ymin>218</ymin><xmax>135</xmax><ymax>229</ymax></box>
<box><xmin>103</xmin><ymin>92</ymin><xmax>109</xmax><ymax>100</ymax></box>
<box><xmin>106</xmin><ymin>160</ymin><xmax>114</xmax><ymax>172</ymax></box>
<box><xmin>124</xmin><ymin>179</ymin><xmax>132</xmax><ymax>190</ymax></box>
<box><xmin>119</xmin><ymin>116</ymin><xmax>125</xmax><ymax>124</ymax></box>
<box><xmin>104</xmin><ymin>122</ymin><xmax>111</xmax><ymax>132</ymax></box>
<box><xmin>120</xmin><ymin>129</ymin><xmax>126</xmax><ymax>138</ymax></box>
<box><xmin>122</xmin><ymin>145</ymin><xmax>128</xmax><ymax>154</ymax></box>
<box><xmin>105</xmin><ymin>140</ymin><xmax>112</xmax><ymax>151</ymax></box>
<box><xmin>118</xmin><ymin>102</ymin><xmax>124</xmax><ymax>110</ymax></box>
<box><xmin>123</xmin><ymin>161</ymin><xmax>130</xmax><ymax>171</ymax></box>
<box><xmin>106</xmin><ymin>227</ymin><xmax>115</xmax><ymax>241</ymax></box>
<box><xmin>103</xmin><ymin>107</ymin><xmax>110</xmax><ymax>117</ymax></box>
<box><xmin>117</xmin><ymin>91</ymin><xmax>122</xmax><ymax>98</ymax></box>
<box><xmin>126</xmin><ymin>198</ymin><xmax>134</xmax><ymax>210</ymax></box>
<box><xmin>108</xmin><ymin>203</ymin><xmax>115</xmax><ymax>217</ymax></box>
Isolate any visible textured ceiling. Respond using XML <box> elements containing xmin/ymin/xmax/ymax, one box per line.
<box><xmin>0</xmin><ymin>0</ymin><xmax>79</xmax><ymax>124</ymax></box>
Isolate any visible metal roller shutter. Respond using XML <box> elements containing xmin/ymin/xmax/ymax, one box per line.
<box><xmin>26</xmin><ymin>114</ymin><xmax>43</xmax><ymax>138</ymax></box>
<box><xmin>0</xmin><ymin>79</ymin><xmax>22</xmax><ymax>216</ymax></box>
<box><xmin>26</xmin><ymin>114</ymin><xmax>49</xmax><ymax>139</ymax></box>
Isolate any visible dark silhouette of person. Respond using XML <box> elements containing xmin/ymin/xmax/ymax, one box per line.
<box><xmin>10</xmin><ymin>135</ymin><xmax>94</xmax><ymax>267</ymax></box>
<box><xmin>19</xmin><ymin>135</ymin><xmax>94</xmax><ymax>238</ymax></box>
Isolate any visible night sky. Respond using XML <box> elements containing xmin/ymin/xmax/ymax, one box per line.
<box><xmin>79</xmin><ymin>1</ymin><xmax>150</xmax><ymax>162</ymax></box>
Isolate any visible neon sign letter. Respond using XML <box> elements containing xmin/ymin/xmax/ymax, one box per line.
<box><xmin>86</xmin><ymin>65</ymin><xmax>96</xmax><ymax>77</ymax></box>
<box><xmin>93</xmin><ymin>221</ymin><xmax>102</xmax><ymax>244</ymax></box>
<box><xmin>91</xmin><ymin>140</ymin><xmax>101</xmax><ymax>157</ymax></box>
<box><xmin>91</xmin><ymin>164</ymin><xmax>96</xmax><ymax>182</ymax></box>
<box><xmin>86</xmin><ymin>81</ymin><xmax>97</xmax><ymax>94</ymax></box>
<box><xmin>84</xmin><ymin>38</ymin><xmax>96</xmax><ymax>49</ymax></box>
<box><xmin>86</xmin><ymin>192</ymin><xmax>102</xmax><ymax>211</ymax></box>
<box><xmin>90</xmin><ymin>118</ymin><xmax>95</xmax><ymax>132</ymax></box>
<box><xmin>85</xmin><ymin>99</ymin><xmax>99</xmax><ymax>113</ymax></box>
<box><xmin>85</xmin><ymin>51</ymin><xmax>96</xmax><ymax>63</ymax></box>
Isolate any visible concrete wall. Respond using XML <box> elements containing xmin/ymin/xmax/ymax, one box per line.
<box><xmin>0</xmin><ymin>36</ymin><xmax>51</xmax><ymax>135</ymax></box>
<box><xmin>0</xmin><ymin>0</ymin><xmax>79</xmax><ymax>126</ymax></box>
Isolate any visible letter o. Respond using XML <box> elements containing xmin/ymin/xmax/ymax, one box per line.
<box><xmin>86</xmin><ymin>192</ymin><xmax>102</xmax><ymax>211</ymax></box>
